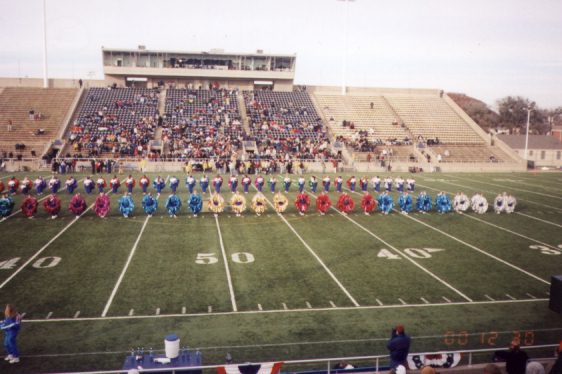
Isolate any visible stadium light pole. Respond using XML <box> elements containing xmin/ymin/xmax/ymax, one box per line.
<box><xmin>523</xmin><ymin>106</ymin><xmax>533</xmax><ymax>161</ymax></box>
<box><xmin>338</xmin><ymin>0</ymin><xmax>355</xmax><ymax>96</ymax></box>
<box><xmin>42</xmin><ymin>0</ymin><xmax>49</xmax><ymax>88</ymax></box>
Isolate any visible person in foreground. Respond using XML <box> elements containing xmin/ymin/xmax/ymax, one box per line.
<box><xmin>1</xmin><ymin>304</ymin><xmax>22</xmax><ymax>364</ymax></box>
<box><xmin>387</xmin><ymin>324</ymin><xmax>411</xmax><ymax>369</ymax></box>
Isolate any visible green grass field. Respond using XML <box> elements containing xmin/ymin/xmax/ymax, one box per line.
<box><xmin>0</xmin><ymin>171</ymin><xmax>561</xmax><ymax>373</ymax></box>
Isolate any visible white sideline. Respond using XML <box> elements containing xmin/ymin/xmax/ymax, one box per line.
<box><xmin>416</xmin><ymin>181</ymin><xmax>562</xmax><ymax>228</ymax></box>
<box><xmin>454</xmin><ymin>175</ymin><xmax>562</xmax><ymax>200</ymax></box>
<box><xmin>496</xmin><ymin>178</ymin><xmax>561</xmax><ymax>193</ymax></box>
<box><xmin>214</xmin><ymin>215</ymin><xmax>238</xmax><ymax>312</ymax></box>
<box><xmin>335</xmin><ymin>188</ymin><xmax>473</xmax><ymax>302</ymax></box>
<box><xmin>0</xmin><ymin>203</ymin><xmax>94</xmax><ymax>289</ymax></box>
<box><xmin>101</xmin><ymin>176</ymin><xmax>167</xmax><ymax>317</ymax></box>
<box><xmin>256</xmin><ymin>186</ymin><xmax>360</xmax><ymax>307</ymax></box>
<box><xmin>22</xmin><ymin>298</ymin><xmax>548</xmax><ymax>323</ymax></box>
<box><xmin>515</xmin><ymin>212</ymin><xmax>562</xmax><ymax>228</ymax></box>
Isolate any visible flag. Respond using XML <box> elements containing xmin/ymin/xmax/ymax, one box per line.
<box><xmin>217</xmin><ymin>362</ymin><xmax>284</xmax><ymax>374</ymax></box>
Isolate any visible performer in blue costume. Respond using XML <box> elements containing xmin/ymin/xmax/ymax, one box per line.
<box><xmin>242</xmin><ymin>175</ymin><xmax>251</xmax><ymax>194</ymax></box>
<box><xmin>398</xmin><ymin>192</ymin><xmax>413</xmax><ymax>214</ymax></box>
<box><xmin>49</xmin><ymin>176</ymin><xmax>61</xmax><ymax>193</ymax></box>
<box><xmin>435</xmin><ymin>192</ymin><xmax>452</xmax><ymax>214</ymax></box>
<box><xmin>165</xmin><ymin>191</ymin><xmax>182</xmax><ymax>218</ymax></box>
<box><xmin>34</xmin><ymin>176</ymin><xmax>47</xmax><ymax>195</ymax></box>
<box><xmin>416</xmin><ymin>191</ymin><xmax>433</xmax><ymax>213</ymax></box>
<box><xmin>200</xmin><ymin>174</ymin><xmax>209</xmax><ymax>194</ymax></box>
<box><xmin>335</xmin><ymin>176</ymin><xmax>343</xmax><ymax>193</ymax></box>
<box><xmin>169</xmin><ymin>176</ymin><xmax>180</xmax><ymax>193</ymax></box>
<box><xmin>309</xmin><ymin>176</ymin><xmax>318</xmax><ymax>193</ymax></box>
<box><xmin>1</xmin><ymin>304</ymin><xmax>22</xmax><ymax>364</ymax></box>
<box><xmin>371</xmin><ymin>176</ymin><xmax>381</xmax><ymax>192</ymax></box>
<box><xmin>322</xmin><ymin>176</ymin><xmax>331</xmax><ymax>192</ymax></box>
<box><xmin>212</xmin><ymin>175</ymin><xmax>223</xmax><ymax>193</ymax></box>
<box><xmin>297</xmin><ymin>177</ymin><xmax>305</xmax><ymax>193</ymax></box>
<box><xmin>153</xmin><ymin>176</ymin><xmax>166</xmax><ymax>195</ymax></box>
<box><xmin>65</xmin><ymin>176</ymin><xmax>78</xmax><ymax>194</ymax></box>
<box><xmin>347</xmin><ymin>176</ymin><xmax>356</xmax><ymax>192</ymax></box>
<box><xmin>254</xmin><ymin>175</ymin><xmax>265</xmax><ymax>192</ymax></box>
<box><xmin>141</xmin><ymin>192</ymin><xmax>158</xmax><ymax>216</ymax></box>
<box><xmin>360</xmin><ymin>177</ymin><xmax>369</xmax><ymax>192</ymax></box>
<box><xmin>139</xmin><ymin>175</ymin><xmax>150</xmax><ymax>194</ymax></box>
<box><xmin>118</xmin><ymin>192</ymin><xmax>135</xmax><ymax>218</ymax></box>
<box><xmin>377</xmin><ymin>191</ymin><xmax>394</xmax><ymax>215</ymax></box>
<box><xmin>0</xmin><ymin>193</ymin><xmax>15</xmax><ymax>218</ymax></box>
<box><xmin>283</xmin><ymin>176</ymin><xmax>291</xmax><ymax>193</ymax></box>
<box><xmin>83</xmin><ymin>176</ymin><xmax>94</xmax><ymax>194</ymax></box>
<box><xmin>188</xmin><ymin>190</ymin><xmax>203</xmax><ymax>216</ymax></box>
<box><xmin>228</xmin><ymin>175</ymin><xmax>238</xmax><ymax>193</ymax></box>
<box><xmin>268</xmin><ymin>176</ymin><xmax>277</xmax><ymax>193</ymax></box>
<box><xmin>186</xmin><ymin>174</ymin><xmax>196</xmax><ymax>194</ymax></box>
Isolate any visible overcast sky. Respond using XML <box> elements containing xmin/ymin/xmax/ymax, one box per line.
<box><xmin>1</xmin><ymin>0</ymin><xmax>561</xmax><ymax>109</ymax></box>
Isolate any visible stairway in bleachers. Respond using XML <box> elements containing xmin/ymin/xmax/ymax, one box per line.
<box><xmin>0</xmin><ymin>87</ymin><xmax>78</xmax><ymax>159</ymax></box>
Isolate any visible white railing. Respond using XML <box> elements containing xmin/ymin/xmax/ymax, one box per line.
<box><xmin>45</xmin><ymin>344</ymin><xmax>559</xmax><ymax>374</ymax></box>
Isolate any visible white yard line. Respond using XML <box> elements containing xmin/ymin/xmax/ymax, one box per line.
<box><xmin>484</xmin><ymin>295</ymin><xmax>495</xmax><ymax>301</ymax></box>
<box><xmin>258</xmin><ymin>188</ymin><xmax>360</xmax><ymax>307</ymax></box>
<box><xmin>337</xmin><ymin>188</ymin><xmax>473</xmax><ymax>302</ymax></box>
<box><xmin>214</xmin><ymin>215</ymin><xmax>238</xmax><ymax>312</ymax></box>
<box><xmin>399</xmin><ymin>213</ymin><xmax>550</xmax><ymax>285</ymax></box>
<box><xmin>515</xmin><ymin>212</ymin><xmax>562</xmax><ymax>228</ymax></box>
<box><xmin>505</xmin><ymin>294</ymin><xmax>516</xmax><ymax>300</ymax></box>
<box><xmin>496</xmin><ymin>179</ymin><xmax>561</xmax><ymax>193</ymax></box>
<box><xmin>420</xmin><ymin>297</ymin><xmax>429</xmax><ymax>304</ymax></box>
<box><xmin>0</xmin><ymin>203</ymin><xmax>94</xmax><ymax>289</ymax></box>
<box><xmin>453</xmin><ymin>175</ymin><xmax>562</xmax><ymax>200</ymax></box>
<box><xmin>101</xmin><ymin>215</ymin><xmax>151</xmax><ymax>317</ymax></box>
<box><xmin>23</xmin><ymin>298</ymin><xmax>548</xmax><ymax>323</ymax></box>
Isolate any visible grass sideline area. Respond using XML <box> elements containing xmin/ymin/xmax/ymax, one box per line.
<box><xmin>0</xmin><ymin>171</ymin><xmax>560</xmax><ymax>373</ymax></box>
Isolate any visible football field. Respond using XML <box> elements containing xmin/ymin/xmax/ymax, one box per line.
<box><xmin>0</xmin><ymin>171</ymin><xmax>561</xmax><ymax>373</ymax></box>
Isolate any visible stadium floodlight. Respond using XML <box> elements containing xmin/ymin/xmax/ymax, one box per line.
<box><xmin>338</xmin><ymin>0</ymin><xmax>356</xmax><ymax>96</ymax></box>
<box><xmin>42</xmin><ymin>0</ymin><xmax>49</xmax><ymax>88</ymax></box>
<box><xmin>523</xmin><ymin>105</ymin><xmax>534</xmax><ymax>161</ymax></box>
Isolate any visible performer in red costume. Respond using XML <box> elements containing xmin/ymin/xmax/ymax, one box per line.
<box><xmin>94</xmin><ymin>192</ymin><xmax>110</xmax><ymax>218</ymax></box>
<box><xmin>337</xmin><ymin>192</ymin><xmax>355</xmax><ymax>214</ymax></box>
<box><xmin>43</xmin><ymin>193</ymin><xmax>62</xmax><ymax>219</ymax></box>
<box><xmin>315</xmin><ymin>191</ymin><xmax>332</xmax><ymax>215</ymax></box>
<box><xmin>21</xmin><ymin>194</ymin><xmax>38</xmax><ymax>218</ymax></box>
<box><xmin>294</xmin><ymin>192</ymin><xmax>311</xmax><ymax>216</ymax></box>
<box><xmin>69</xmin><ymin>193</ymin><xmax>87</xmax><ymax>217</ymax></box>
<box><xmin>361</xmin><ymin>192</ymin><xmax>378</xmax><ymax>215</ymax></box>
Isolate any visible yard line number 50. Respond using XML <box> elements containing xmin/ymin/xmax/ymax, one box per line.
<box><xmin>196</xmin><ymin>252</ymin><xmax>255</xmax><ymax>264</ymax></box>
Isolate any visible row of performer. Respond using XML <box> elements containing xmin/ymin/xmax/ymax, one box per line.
<box><xmin>0</xmin><ymin>190</ymin><xmax>516</xmax><ymax>219</ymax></box>
<box><xmin>0</xmin><ymin>175</ymin><xmax>417</xmax><ymax>195</ymax></box>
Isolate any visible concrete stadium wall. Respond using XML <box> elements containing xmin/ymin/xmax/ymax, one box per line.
<box><xmin>0</xmin><ymin>77</ymin><xmax>107</xmax><ymax>89</ymax></box>
<box><xmin>308</xmin><ymin>85</ymin><xmax>441</xmax><ymax>96</ymax></box>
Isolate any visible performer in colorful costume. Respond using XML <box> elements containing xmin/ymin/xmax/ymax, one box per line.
<box><xmin>169</xmin><ymin>176</ymin><xmax>180</xmax><ymax>193</ymax></box>
<box><xmin>230</xmin><ymin>191</ymin><xmax>247</xmax><ymax>216</ymax></box>
<box><xmin>34</xmin><ymin>176</ymin><xmax>47</xmax><ymax>195</ymax></box>
<box><xmin>110</xmin><ymin>175</ymin><xmax>121</xmax><ymax>194</ymax></box>
<box><xmin>295</xmin><ymin>193</ymin><xmax>311</xmax><ymax>215</ymax></box>
<box><xmin>96</xmin><ymin>176</ymin><xmax>107</xmax><ymax>193</ymax></box>
<box><xmin>188</xmin><ymin>190</ymin><xmax>203</xmax><ymax>216</ymax></box>
<box><xmin>371</xmin><ymin>176</ymin><xmax>381</xmax><ymax>192</ymax></box>
<box><xmin>398</xmin><ymin>192</ymin><xmax>414</xmax><ymax>214</ymax></box>
<box><xmin>65</xmin><ymin>176</ymin><xmax>78</xmax><ymax>194</ymax></box>
<box><xmin>139</xmin><ymin>175</ymin><xmax>150</xmax><ymax>194</ymax></box>
<box><xmin>505</xmin><ymin>193</ymin><xmax>516</xmax><ymax>214</ymax></box>
<box><xmin>43</xmin><ymin>193</ymin><xmax>62</xmax><ymax>218</ymax></box>
<box><xmin>335</xmin><ymin>176</ymin><xmax>343</xmax><ymax>193</ymax></box>
<box><xmin>347</xmin><ymin>176</ymin><xmax>357</xmax><ymax>192</ymax></box>
<box><xmin>94</xmin><ymin>192</ymin><xmax>110</xmax><ymax>218</ymax></box>
<box><xmin>378</xmin><ymin>191</ymin><xmax>394</xmax><ymax>215</ymax></box>
<box><xmin>21</xmin><ymin>194</ymin><xmax>38</xmax><ymax>218</ymax></box>
<box><xmin>125</xmin><ymin>175</ymin><xmax>135</xmax><ymax>193</ymax></box>
<box><xmin>494</xmin><ymin>193</ymin><xmax>506</xmax><ymax>214</ymax></box>
<box><xmin>283</xmin><ymin>176</ymin><xmax>291</xmax><ymax>193</ymax></box>
<box><xmin>316</xmin><ymin>192</ymin><xmax>332</xmax><ymax>215</ymax></box>
<box><xmin>69</xmin><ymin>193</ymin><xmax>87</xmax><ymax>216</ymax></box>
<box><xmin>118</xmin><ymin>192</ymin><xmax>135</xmax><ymax>218</ymax></box>
<box><xmin>268</xmin><ymin>176</ymin><xmax>277</xmax><ymax>193</ymax></box>
<box><xmin>395</xmin><ymin>177</ymin><xmax>405</xmax><ymax>192</ymax></box>
<box><xmin>228</xmin><ymin>175</ymin><xmax>238</xmax><ymax>193</ymax></box>
<box><xmin>251</xmin><ymin>192</ymin><xmax>267</xmax><ymax>216</ymax></box>
<box><xmin>273</xmin><ymin>192</ymin><xmax>288</xmax><ymax>213</ymax></box>
<box><xmin>297</xmin><ymin>177</ymin><xmax>306</xmax><ymax>193</ymax></box>
<box><xmin>200</xmin><ymin>174</ymin><xmax>209</xmax><ymax>194</ymax></box>
<box><xmin>153</xmin><ymin>176</ymin><xmax>166</xmax><ymax>195</ymax></box>
<box><xmin>212</xmin><ymin>175</ymin><xmax>223</xmax><ymax>193</ymax></box>
<box><xmin>165</xmin><ymin>191</ymin><xmax>182</xmax><ymax>218</ymax></box>
<box><xmin>309</xmin><ymin>176</ymin><xmax>318</xmax><ymax>193</ymax></box>
<box><xmin>435</xmin><ymin>192</ymin><xmax>452</xmax><ymax>214</ymax></box>
<box><xmin>406</xmin><ymin>177</ymin><xmax>415</xmax><ymax>192</ymax></box>
<box><xmin>7</xmin><ymin>177</ymin><xmax>19</xmax><ymax>195</ymax></box>
<box><xmin>416</xmin><ymin>191</ymin><xmax>432</xmax><ymax>213</ymax></box>
<box><xmin>322</xmin><ymin>176</ymin><xmax>331</xmax><ymax>193</ymax></box>
<box><xmin>208</xmin><ymin>192</ymin><xmax>225</xmax><ymax>214</ymax></box>
<box><xmin>471</xmin><ymin>193</ymin><xmax>488</xmax><ymax>214</ymax></box>
<box><xmin>361</xmin><ymin>192</ymin><xmax>377</xmax><ymax>215</ymax></box>
<box><xmin>20</xmin><ymin>177</ymin><xmax>32</xmax><ymax>195</ymax></box>
<box><xmin>141</xmin><ymin>192</ymin><xmax>158</xmax><ymax>216</ymax></box>
<box><xmin>384</xmin><ymin>177</ymin><xmax>393</xmax><ymax>192</ymax></box>
<box><xmin>254</xmin><ymin>175</ymin><xmax>265</xmax><ymax>192</ymax></box>
<box><xmin>337</xmin><ymin>192</ymin><xmax>355</xmax><ymax>215</ymax></box>
<box><xmin>186</xmin><ymin>174</ymin><xmax>196</xmax><ymax>194</ymax></box>
<box><xmin>0</xmin><ymin>193</ymin><xmax>15</xmax><ymax>218</ymax></box>
<box><xmin>453</xmin><ymin>192</ymin><xmax>470</xmax><ymax>213</ymax></box>
<box><xmin>241</xmin><ymin>175</ymin><xmax>251</xmax><ymax>194</ymax></box>
<box><xmin>360</xmin><ymin>177</ymin><xmax>369</xmax><ymax>192</ymax></box>
<box><xmin>48</xmin><ymin>176</ymin><xmax>61</xmax><ymax>194</ymax></box>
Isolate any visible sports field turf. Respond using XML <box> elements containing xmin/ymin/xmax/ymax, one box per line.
<box><xmin>0</xmin><ymin>171</ymin><xmax>561</xmax><ymax>373</ymax></box>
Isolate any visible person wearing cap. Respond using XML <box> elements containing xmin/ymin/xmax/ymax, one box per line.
<box><xmin>549</xmin><ymin>341</ymin><xmax>562</xmax><ymax>374</ymax></box>
<box><xmin>387</xmin><ymin>325</ymin><xmax>411</xmax><ymax>369</ymax></box>
<box><xmin>494</xmin><ymin>340</ymin><xmax>529</xmax><ymax>374</ymax></box>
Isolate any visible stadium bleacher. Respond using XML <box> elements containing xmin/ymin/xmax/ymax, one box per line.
<box><xmin>0</xmin><ymin>87</ymin><xmax>78</xmax><ymax>159</ymax></box>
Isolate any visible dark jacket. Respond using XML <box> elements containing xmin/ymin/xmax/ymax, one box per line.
<box><xmin>495</xmin><ymin>349</ymin><xmax>529</xmax><ymax>374</ymax></box>
<box><xmin>387</xmin><ymin>332</ymin><xmax>411</xmax><ymax>366</ymax></box>
<box><xmin>550</xmin><ymin>353</ymin><xmax>562</xmax><ymax>374</ymax></box>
